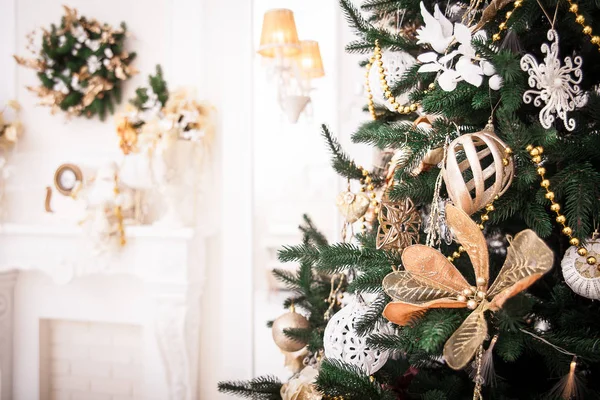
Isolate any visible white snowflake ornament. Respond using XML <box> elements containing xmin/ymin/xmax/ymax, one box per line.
<box><xmin>520</xmin><ymin>29</ymin><xmax>583</xmax><ymax>131</ymax></box>
<box><xmin>323</xmin><ymin>298</ymin><xmax>394</xmax><ymax>375</ymax></box>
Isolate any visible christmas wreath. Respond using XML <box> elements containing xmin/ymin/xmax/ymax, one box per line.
<box><xmin>14</xmin><ymin>6</ymin><xmax>137</xmax><ymax>119</ymax></box>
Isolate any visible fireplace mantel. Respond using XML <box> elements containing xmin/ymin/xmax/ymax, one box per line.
<box><xmin>0</xmin><ymin>222</ymin><xmax>207</xmax><ymax>400</ymax></box>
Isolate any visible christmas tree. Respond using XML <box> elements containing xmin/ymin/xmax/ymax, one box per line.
<box><xmin>219</xmin><ymin>0</ymin><xmax>600</xmax><ymax>398</ymax></box>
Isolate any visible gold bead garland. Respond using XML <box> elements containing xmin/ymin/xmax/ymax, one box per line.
<box><xmin>113</xmin><ymin>173</ymin><xmax>126</xmax><ymax>246</ymax></box>
<box><xmin>358</xmin><ymin>166</ymin><xmax>380</xmax><ymax>232</ymax></box>
<box><xmin>491</xmin><ymin>0</ymin><xmax>524</xmax><ymax>42</ymax></box>
<box><xmin>527</xmin><ymin>144</ymin><xmax>596</xmax><ymax>265</ymax></box>
<box><xmin>566</xmin><ymin>0</ymin><xmax>600</xmax><ymax>50</ymax></box>
<box><xmin>365</xmin><ymin>40</ymin><xmax>423</xmax><ymax>120</ymax></box>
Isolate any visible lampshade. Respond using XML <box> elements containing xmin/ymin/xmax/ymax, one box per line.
<box><xmin>297</xmin><ymin>40</ymin><xmax>325</xmax><ymax>79</ymax></box>
<box><xmin>257</xmin><ymin>9</ymin><xmax>301</xmax><ymax>58</ymax></box>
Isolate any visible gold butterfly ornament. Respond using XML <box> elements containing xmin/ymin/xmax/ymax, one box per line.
<box><xmin>382</xmin><ymin>204</ymin><xmax>554</xmax><ymax>370</ymax></box>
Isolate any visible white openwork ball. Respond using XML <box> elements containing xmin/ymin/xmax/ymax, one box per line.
<box><xmin>562</xmin><ymin>239</ymin><xmax>600</xmax><ymax>300</ymax></box>
<box><xmin>367</xmin><ymin>51</ymin><xmax>416</xmax><ymax>111</ymax></box>
<box><xmin>323</xmin><ymin>299</ymin><xmax>393</xmax><ymax>375</ymax></box>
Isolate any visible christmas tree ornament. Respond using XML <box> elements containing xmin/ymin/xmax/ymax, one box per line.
<box><xmin>335</xmin><ymin>189</ymin><xmax>370</xmax><ymax>224</ymax></box>
<box><xmin>14</xmin><ymin>6</ymin><xmax>137</xmax><ymax>119</ymax></box>
<box><xmin>376</xmin><ymin>194</ymin><xmax>421</xmax><ymax>252</ymax></box>
<box><xmin>280</xmin><ymin>366</ymin><xmax>322</xmax><ymax>400</ymax></box>
<box><xmin>520</xmin><ymin>27</ymin><xmax>583</xmax><ymax>131</ymax></box>
<box><xmin>561</xmin><ymin>237</ymin><xmax>600</xmax><ymax>300</ymax></box>
<box><xmin>382</xmin><ymin>203</ymin><xmax>554</xmax><ymax>370</ymax></box>
<box><xmin>324</xmin><ymin>299</ymin><xmax>393</xmax><ymax>375</ymax></box>
<box><xmin>272</xmin><ymin>308</ymin><xmax>310</xmax><ymax>352</ymax></box>
<box><xmin>415</xmin><ymin>2</ymin><xmax>502</xmax><ymax>92</ymax></box>
<box><xmin>442</xmin><ymin>121</ymin><xmax>514</xmax><ymax>215</ymax></box>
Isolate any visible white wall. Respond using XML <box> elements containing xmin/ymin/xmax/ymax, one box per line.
<box><xmin>1</xmin><ymin>0</ymin><xmax>374</xmax><ymax>398</ymax></box>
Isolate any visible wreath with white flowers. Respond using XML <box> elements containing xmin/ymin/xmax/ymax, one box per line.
<box><xmin>14</xmin><ymin>6</ymin><xmax>137</xmax><ymax>119</ymax></box>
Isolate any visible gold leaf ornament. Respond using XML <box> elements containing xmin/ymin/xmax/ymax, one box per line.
<box><xmin>382</xmin><ymin>204</ymin><xmax>554</xmax><ymax>370</ymax></box>
<box><xmin>336</xmin><ymin>191</ymin><xmax>370</xmax><ymax>223</ymax></box>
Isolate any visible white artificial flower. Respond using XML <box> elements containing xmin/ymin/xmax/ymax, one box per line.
<box><xmin>75</xmin><ymin>43</ymin><xmax>81</xmax><ymax>49</ymax></box>
<box><xmin>481</xmin><ymin>61</ymin><xmax>496</xmax><ymax>76</ymax></box>
<box><xmin>489</xmin><ymin>74</ymin><xmax>503</xmax><ymax>90</ymax></box>
<box><xmin>58</xmin><ymin>35</ymin><xmax>67</xmax><ymax>46</ymax></box>
<box><xmin>103</xmin><ymin>59</ymin><xmax>110</xmax><ymax>67</ymax></box>
<box><xmin>72</xmin><ymin>49</ymin><xmax>78</xmax><ymax>56</ymax></box>
<box><xmin>87</xmin><ymin>55</ymin><xmax>102</xmax><ymax>74</ymax></box>
<box><xmin>45</xmin><ymin>70</ymin><xmax>53</xmax><ymax>78</ymax></box>
<box><xmin>104</xmin><ymin>48</ymin><xmax>114</xmax><ymax>59</ymax></box>
<box><xmin>181</xmin><ymin>128</ymin><xmax>205</xmax><ymax>141</ymax></box>
<box><xmin>455</xmin><ymin>56</ymin><xmax>483</xmax><ymax>87</ymax></box>
<box><xmin>71</xmin><ymin>76</ymin><xmax>83</xmax><ymax>92</ymax></box>
<box><xmin>72</xmin><ymin>25</ymin><xmax>88</xmax><ymax>43</ymax></box>
<box><xmin>85</xmin><ymin>39</ymin><xmax>101</xmax><ymax>52</ymax></box>
<box><xmin>416</xmin><ymin>2</ymin><xmax>453</xmax><ymax>54</ymax></box>
<box><xmin>53</xmin><ymin>79</ymin><xmax>69</xmax><ymax>94</ymax></box>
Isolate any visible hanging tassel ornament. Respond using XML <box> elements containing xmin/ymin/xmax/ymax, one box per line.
<box><xmin>550</xmin><ymin>357</ymin><xmax>582</xmax><ymax>400</ymax></box>
<box><xmin>470</xmin><ymin>335</ymin><xmax>498</xmax><ymax>389</ymax></box>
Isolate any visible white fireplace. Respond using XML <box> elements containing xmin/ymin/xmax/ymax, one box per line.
<box><xmin>0</xmin><ymin>223</ymin><xmax>206</xmax><ymax>400</ymax></box>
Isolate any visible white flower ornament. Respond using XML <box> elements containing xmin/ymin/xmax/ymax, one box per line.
<box><xmin>520</xmin><ymin>29</ymin><xmax>583</xmax><ymax>131</ymax></box>
<box><xmin>416</xmin><ymin>2</ymin><xmax>503</xmax><ymax>92</ymax></box>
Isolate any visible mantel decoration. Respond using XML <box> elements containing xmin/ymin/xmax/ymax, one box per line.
<box><xmin>14</xmin><ymin>6</ymin><xmax>137</xmax><ymax>119</ymax></box>
<box><xmin>116</xmin><ymin>66</ymin><xmax>215</xmax><ymax>227</ymax></box>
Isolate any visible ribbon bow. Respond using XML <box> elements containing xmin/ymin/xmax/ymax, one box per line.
<box><xmin>382</xmin><ymin>204</ymin><xmax>554</xmax><ymax>369</ymax></box>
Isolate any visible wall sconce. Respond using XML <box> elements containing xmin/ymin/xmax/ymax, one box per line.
<box><xmin>257</xmin><ymin>9</ymin><xmax>325</xmax><ymax>123</ymax></box>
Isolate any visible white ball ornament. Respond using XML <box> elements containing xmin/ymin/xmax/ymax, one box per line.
<box><xmin>562</xmin><ymin>239</ymin><xmax>600</xmax><ymax>300</ymax></box>
<box><xmin>323</xmin><ymin>299</ymin><xmax>393</xmax><ymax>375</ymax></box>
<box><xmin>367</xmin><ymin>51</ymin><xmax>416</xmax><ymax>111</ymax></box>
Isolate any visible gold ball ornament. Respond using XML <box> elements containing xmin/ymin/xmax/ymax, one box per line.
<box><xmin>592</xmin><ymin>36</ymin><xmax>600</xmax><ymax>45</ymax></box>
<box><xmin>569</xmin><ymin>3</ymin><xmax>579</xmax><ymax>12</ymax></box>
<box><xmin>442</xmin><ymin>123</ymin><xmax>514</xmax><ymax>215</ymax></box>
<box><xmin>576</xmin><ymin>15</ymin><xmax>585</xmax><ymax>25</ymax></box>
<box><xmin>562</xmin><ymin>239</ymin><xmax>600</xmax><ymax>299</ymax></box>
<box><xmin>467</xmin><ymin>300</ymin><xmax>477</xmax><ymax>310</ymax></box>
<box><xmin>272</xmin><ymin>311</ymin><xmax>310</xmax><ymax>352</ymax></box>
<box><xmin>570</xmin><ymin>237</ymin><xmax>580</xmax><ymax>246</ymax></box>
<box><xmin>583</xmin><ymin>26</ymin><xmax>593</xmax><ymax>35</ymax></box>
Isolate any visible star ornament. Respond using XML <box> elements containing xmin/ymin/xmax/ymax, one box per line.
<box><xmin>382</xmin><ymin>204</ymin><xmax>554</xmax><ymax>370</ymax></box>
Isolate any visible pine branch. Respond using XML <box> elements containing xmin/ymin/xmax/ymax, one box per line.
<box><xmin>316</xmin><ymin>359</ymin><xmax>395</xmax><ymax>400</ymax></box>
<box><xmin>218</xmin><ymin>376</ymin><xmax>283</xmax><ymax>400</ymax></box>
